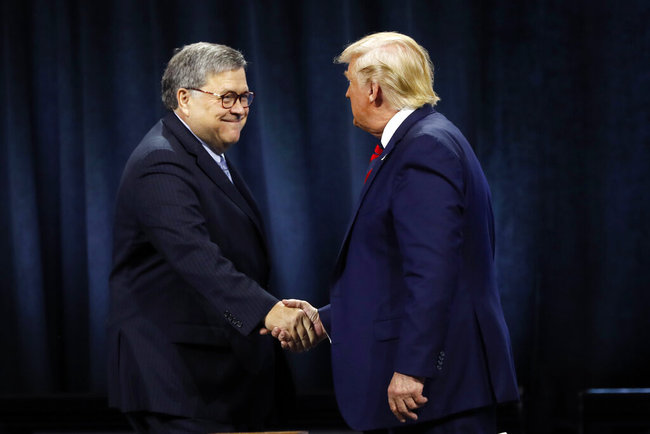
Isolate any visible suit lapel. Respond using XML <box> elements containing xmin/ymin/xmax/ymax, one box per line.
<box><xmin>227</xmin><ymin>160</ymin><xmax>266</xmax><ymax>237</ymax></box>
<box><xmin>162</xmin><ymin>112</ymin><xmax>265</xmax><ymax>236</ymax></box>
<box><xmin>331</xmin><ymin>106</ymin><xmax>435</xmax><ymax>281</ymax></box>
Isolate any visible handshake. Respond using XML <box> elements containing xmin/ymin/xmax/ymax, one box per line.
<box><xmin>261</xmin><ymin>299</ymin><xmax>327</xmax><ymax>352</ymax></box>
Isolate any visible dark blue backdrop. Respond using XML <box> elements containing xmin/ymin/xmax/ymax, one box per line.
<box><xmin>1</xmin><ymin>1</ymin><xmax>649</xmax><ymax>433</ymax></box>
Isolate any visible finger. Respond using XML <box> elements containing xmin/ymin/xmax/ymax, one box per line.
<box><xmin>279</xmin><ymin>331</ymin><xmax>302</xmax><ymax>352</ymax></box>
<box><xmin>259</xmin><ymin>328</ymin><xmax>269</xmax><ymax>335</ymax></box>
<box><xmin>282</xmin><ymin>338</ymin><xmax>297</xmax><ymax>352</ymax></box>
<box><xmin>414</xmin><ymin>394</ymin><xmax>428</xmax><ymax>406</ymax></box>
<box><xmin>404</xmin><ymin>396</ymin><xmax>420</xmax><ymax>410</ymax></box>
<box><xmin>291</xmin><ymin>337</ymin><xmax>305</xmax><ymax>353</ymax></box>
<box><xmin>311</xmin><ymin>321</ymin><xmax>322</xmax><ymax>335</ymax></box>
<box><xmin>395</xmin><ymin>397</ymin><xmax>408</xmax><ymax>416</ymax></box>
<box><xmin>396</xmin><ymin>398</ymin><xmax>418</xmax><ymax>421</ymax></box>
<box><xmin>286</xmin><ymin>320</ymin><xmax>306</xmax><ymax>352</ymax></box>
<box><xmin>388</xmin><ymin>397</ymin><xmax>399</xmax><ymax>420</ymax></box>
<box><xmin>404</xmin><ymin>410</ymin><xmax>418</xmax><ymax>421</ymax></box>
<box><xmin>292</xmin><ymin>309</ymin><xmax>308</xmax><ymax>338</ymax></box>
<box><xmin>296</xmin><ymin>324</ymin><xmax>313</xmax><ymax>351</ymax></box>
<box><xmin>271</xmin><ymin>327</ymin><xmax>283</xmax><ymax>339</ymax></box>
<box><xmin>312</xmin><ymin>318</ymin><xmax>325</xmax><ymax>338</ymax></box>
<box><xmin>276</xmin><ymin>329</ymin><xmax>291</xmax><ymax>345</ymax></box>
<box><xmin>282</xmin><ymin>299</ymin><xmax>304</xmax><ymax>308</ymax></box>
<box><xmin>288</xmin><ymin>327</ymin><xmax>301</xmax><ymax>347</ymax></box>
<box><xmin>289</xmin><ymin>341</ymin><xmax>304</xmax><ymax>353</ymax></box>
<box><xmin>300</xmin><ymin>314</ymin><xmax>317</xmax><ymax>346</ymax></box>
<box><xmin>389</xmin><ymin>398</ymin><xmax>406</xmax><ymax>423</ymax></box>
<box><xmin>286</xmin><ymin>318</ymin><xmax>302</xmax><ymax>345</ymax></box>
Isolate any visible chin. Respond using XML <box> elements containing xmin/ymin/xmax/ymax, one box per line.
<box><xmin>221</xmin><ymin>138</ymin><xmax>240</xmax><ymax>150</ymax></box>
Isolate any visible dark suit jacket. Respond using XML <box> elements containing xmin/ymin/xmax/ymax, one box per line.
<box><xmin>107</xmin><ymin>112</ymin><xmax>288</xmax><ymax>428</ymax></box>
<box><xmin>320</xmin><ymin>106</ymin><xmax>519</xmax><ymax>430</ymax></box>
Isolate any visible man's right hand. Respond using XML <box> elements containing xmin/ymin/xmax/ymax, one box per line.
<box><xmin>261</xmin><ymin>301</ymin><xmax>317</xmax><ymax>352</ymax></box>
<box><xmin>275</xmin><ymin>299</ymin><xmax>327</xmax><ymax>352</ymax></box>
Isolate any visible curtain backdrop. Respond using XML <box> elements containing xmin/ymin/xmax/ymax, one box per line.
<box><xmin>1</xmin><ymin>1</ymin><xmax>648</xmax><ymax>432</ymax></box>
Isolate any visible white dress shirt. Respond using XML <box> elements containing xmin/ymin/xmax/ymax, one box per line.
<box><xmin>380</xmin><ymin>108</ymin><xmax>415</xmax><ymax>148</ymax></box>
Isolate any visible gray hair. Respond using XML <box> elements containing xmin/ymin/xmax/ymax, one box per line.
<box><xmin>161</xmin><ymin>42</ymin><xmax>247</xmax><ymax>110</ymax></box>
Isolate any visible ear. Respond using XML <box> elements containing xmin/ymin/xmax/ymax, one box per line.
<box><xmin>368</xmin><ymin>82</ymin><xmax>383</xmax><ymax>106</ymax></box>
<box><xmin>176</xmin><ymin>88</ymin><xmax>192</xmax><ymax>116</ymax></box>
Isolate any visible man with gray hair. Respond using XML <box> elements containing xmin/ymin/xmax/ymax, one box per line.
<box><xmin>281</xmin><ymin>32</ymin><xmax>519</xmax><ymax>432</ymax></box>
<box><xmin>107</xmin><ymin>42</ymin><xmax>318</xmax><ymax>433</ymax></box>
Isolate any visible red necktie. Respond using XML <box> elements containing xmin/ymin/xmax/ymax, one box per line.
<box><xmin>365</xmin><ymin>144</ymin><xmax>383</xmax><ymax>183</ymax></box>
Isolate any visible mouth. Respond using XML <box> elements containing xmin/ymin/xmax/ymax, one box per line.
<box><xmin>221</xmin><ymin>114</ymin><xmax>245</xmax><ymax>123</ymax></box>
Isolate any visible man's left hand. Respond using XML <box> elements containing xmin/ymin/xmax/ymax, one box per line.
<box><xmin>387</xmin><ymin>371</ymin><xmax>428</xmax><ymax>423</ymax></box>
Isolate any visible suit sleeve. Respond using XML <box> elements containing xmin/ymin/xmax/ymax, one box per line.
<box><xmin>130</xmin><ymin>150</ymin><xmax>277</xmax><ymax>335</ymax></box>
<box><xmin>319</xmin><ymin>304</ymin><xmax>331</xmax><ymax>333</ymax></box>
<box><xmin>391</xmin><ymin>136</ymin><xmax>465</xmax><ymax>379</ymax></box>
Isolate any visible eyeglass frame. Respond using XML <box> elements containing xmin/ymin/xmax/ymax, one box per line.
<box><xmin>186</xmin><ymin>87</ymin><xmax>255</xmax><ymax>109</ymax></box>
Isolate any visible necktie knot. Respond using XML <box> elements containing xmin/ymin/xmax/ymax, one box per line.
<box><xmin>370</xmin><ymin>144</ymin><xmax>383</xmax><ymax>162</ymax></box>
<box><xmin>365</xmin><ymin>144</ymin><xmax>383</xmax><ymax>183</ymax></box>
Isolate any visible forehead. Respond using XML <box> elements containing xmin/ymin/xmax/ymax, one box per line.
<box><xmin>204</xmin><ymin>68</ymin><xmax>248</xmax><ymax>91</ymax></box>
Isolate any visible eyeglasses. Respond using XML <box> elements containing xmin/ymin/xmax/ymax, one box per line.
<box><xmin>187</xmin><ymin>87</ymin><xmax>255</xmax><ymax>109</ymax></box>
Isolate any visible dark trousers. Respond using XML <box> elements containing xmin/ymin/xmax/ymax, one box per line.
<box><xmin>366</xmin><ymin>405</ymin><xmax>496</xmax><ymax>434</ymax></box>
<box><xmin>125</xmin><ymin>411</ymin><xmax>234</xmax><ymax>434</ymax></box>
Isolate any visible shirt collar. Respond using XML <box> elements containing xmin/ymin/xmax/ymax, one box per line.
<box><xmin>174</xmin><ymin>112</ymin><xmax>226</xmax><ymax>163</ymax></box>
<box><xmin>380</xmin><ymin>108</ymin><xmax>415</xmax><ymax>148</ymax></box>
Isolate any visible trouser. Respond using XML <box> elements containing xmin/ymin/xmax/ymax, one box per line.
<box><xmin>365</xmin><ymin>405</ymin><xmax>497</xmax><ymax>434</ymax></box>
<box><xmin>125</xmin><ymin>411</ymin><xmax>234</xmax><ymax>434</ymax></box>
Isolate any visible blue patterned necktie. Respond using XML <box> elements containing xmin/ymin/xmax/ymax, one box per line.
<box><xmin>217</xmin><ymin>156</ymin><xmax>233</xmax><ymax>183</ymax></box>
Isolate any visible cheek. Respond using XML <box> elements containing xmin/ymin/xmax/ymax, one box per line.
<box><xmin>350</xmin><ymin>98</ymin><xmax>361</xmax><ymax>114</ymax></box>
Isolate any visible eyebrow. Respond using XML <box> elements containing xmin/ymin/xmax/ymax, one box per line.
<box><xmin>210</xmin><ymin>89</ymin><xmax>250</xmax><ymax>95</ymax></box>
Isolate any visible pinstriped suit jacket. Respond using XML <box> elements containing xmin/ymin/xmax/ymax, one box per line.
<box><xmin>107</xmin><ymin>112</ymin><xmax>289</xmax><ymax>428</ymax></box>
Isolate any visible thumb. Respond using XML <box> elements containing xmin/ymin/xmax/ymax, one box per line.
<box><xmin>311</xmin><ymin>316</ymin><xmax>325</xmax><ymax>336</ymax></box>
<box><xmin>282</xmin><ymin>298</ymin><xmax>305</xmax><ymax>309</ymax></box>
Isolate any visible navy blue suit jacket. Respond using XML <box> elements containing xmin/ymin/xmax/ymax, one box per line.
<box><xmin>320</xmin><ymin>106</ymin><xmax>519</xmax><ymax>430</ymax></box>
<box><xmin>107</xmin><ymin>112</ymin><xmax>288</xmax><ymax>428</ymax></box>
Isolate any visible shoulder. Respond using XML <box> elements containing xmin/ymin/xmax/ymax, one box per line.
<box><xmin>390</xmin><ymin>112</ymin><xmax>468</xmax><ymax>191</ymax></box>
<box><xmin>120</xmin><ymin>119</ymin><xmax>194</xmax><ymax>185</ymax></box>
<box><xmin>403</xmin><ymin>111</ymin><xmax>468</xmax><ymax>160</ymax></box>
<box><xmin>129</xmin><ymin>120</ymin><xmax>188</xmax><ymax>166</ymax></box>
<box><xmin>396</xmin><ymin>129</ymin><xmax>462</xmax><ymax>172</ymax></box>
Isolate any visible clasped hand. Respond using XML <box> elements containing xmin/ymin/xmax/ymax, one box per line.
<box><xmin>260</xmin><ymin>299</ymin><xmax>327</xmax><ymax>352</ymax></box>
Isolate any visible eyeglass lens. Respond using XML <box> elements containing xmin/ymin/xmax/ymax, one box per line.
<box><xmin>222</xmin><ymin>92</ymin><xmax>254</xmax><ymax>108</ymax></box>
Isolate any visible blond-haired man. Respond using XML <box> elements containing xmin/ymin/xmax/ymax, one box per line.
<box><xmin>284</xmin><ymin>32</ymin><xmax>519</xmax><ymax>433</ymax></box>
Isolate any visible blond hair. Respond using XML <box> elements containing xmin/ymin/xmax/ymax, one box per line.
<box><xmin>335</xmin><ymin>32</ymin><xmax>440</xmax><ymax>109</ymax></box>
